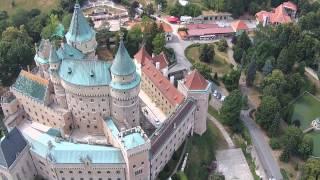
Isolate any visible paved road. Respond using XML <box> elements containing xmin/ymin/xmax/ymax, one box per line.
<box><xmin>240</xmin><ymin>110</ymin><xmax>283</xmax><ymax>180</ymax></box>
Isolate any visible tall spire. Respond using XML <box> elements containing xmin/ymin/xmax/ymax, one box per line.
<box><xmin>65</xmin><ymin>2</ymin><xmax>95</xmax><ymax>43</ymax></box>
<box><xmin>110</xmin><ymin>34</ymin><xmax>136</xmax><ymax>76</ymax></box>
<box><xmin>49</xmin><ymin>44</ymin><xmax>60</xmax><ymax>63</ymax></box>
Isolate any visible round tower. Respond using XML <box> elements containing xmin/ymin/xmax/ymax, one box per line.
<box><xmin>49</xmin><ymin>44</ymin><xmax>68</xmax><ymax>109</ymax></box>
<box><xmin>110</xmin><ymin>36</ymin><xmax>140</xmax><ymax>130</ymax></box>
<box><xmin>65</xmin><ymin>2</ymin><xmax>97</xmax><ymax>58</ymax></box>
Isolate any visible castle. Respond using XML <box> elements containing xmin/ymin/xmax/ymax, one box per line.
<box><xmin>0</xmin><ymin>3</ymin><xmax>210</xmax><ymax>180</ymax></box>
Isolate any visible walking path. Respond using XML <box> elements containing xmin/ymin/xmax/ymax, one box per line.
<box><xmin>207</xmin><ymin>114</ymin><xmax>235</xmax><ymax>148</ymax></box>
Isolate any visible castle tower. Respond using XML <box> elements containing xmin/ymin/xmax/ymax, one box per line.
<box><xmin>110</xmin><ymin>36</ymin><xmax>140</xmax><ymax>130</ymax></box>
<box><xmin>178</xmin><ymin>70</ymin><xmax>211</xmax><ymax>135</ymax></box>
<box><xmin>65</xmin><ymin>2</ymin><xmax>97</xmax><ymax>58</ymax></box>
<box><xmin>48</xmin><ymin>45</ymin><xmax>68</xmax><ymax>109</ymax></box>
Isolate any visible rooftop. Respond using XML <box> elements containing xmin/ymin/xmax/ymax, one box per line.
<box><xmin>187</xmin><ymin>27</ymin><xmax>234</xmax><ymax>37</ymax></box>
<box><xmin>231</xmin><ymin>20</ymin><xmax>249</xmax><ymax>31</ymax></box>
<box><xmin>19</xmin><ymin>121</ymin><xmax>125</xmax><ymax>164</ymax></box>
<box><xmin>184</xmin><ymin>70</ymin><xmax>209</xmax><ymax>90</ymax></box>
<box><xmin>187</xmin><ymin>24</ymin><xmax>219</xmax><ymax>30</ymax></box>
<box><xmin>142</xmin><ymin>62</ymin><xmax>184</xmax><ymax>106</ymax></box>
<box><xmin>111</xmin><ymin>39</ymin><xmax>136</xmax><ymax>76</ymax></box>
<box><xmin>0</xmin><ymin>128</ymin><xmax>27</xmax><ymax>168</ymax></box>
<box><xmin>158</xmin><ymin>21</ymin><xmax>173</xmax><ymax>33</ymax></box>
<box><xmin>134</xmin><ymin>45</ymin><xmax>153</xmax><ymax>65</ymax></box>
<box><xmin>255</xmin><ymin>1</ymin><xmax>296</xmax><ymax>24</ymax></box>
<box><xmin>152</xmin><ymin>52</ymin><xmax>169</xmax><ymax>70</ymax></box>
<box><xmin>12</xmin><ymin>71</ymin><xmax>48</xmax><ymax>102</ymax></box>
<box><xmin>35</xmin><ymin>39</ymin><xmax>51</xmax><ymax>64</ymax></box>
<box><xmin>65</xmin><ymin>2</ymin><xmax>95</xmax><ymax>43</ymax></box>
<box><xmin>57</xmin><ymin>42</ymin><xmax>85</xmax><ymax>60</ymax></box>
<box><xmin>59</xmin><ymin>59</ymin><xmax>112</xmax><ymax>86</ymax></box>
<box><xmin>201</xmin><ymin>10</ymin><xmax>232</xmax><ymax>17</ymax></box>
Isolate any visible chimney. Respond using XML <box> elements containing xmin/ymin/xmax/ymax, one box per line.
<box><xmin>156</xmin><ymin>62</ymin><xmax>160</xmax><ymax>70</ymax></box>
<box><xmin>170</xmin><ymin>75</ymin><xmax>175</xmax><ymax>84</ymax></box>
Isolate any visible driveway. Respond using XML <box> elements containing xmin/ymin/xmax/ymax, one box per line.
<box><xmin>240</xmin><ymin>110</ymin><xmax>283</xmax><ymax>180</ymax></box>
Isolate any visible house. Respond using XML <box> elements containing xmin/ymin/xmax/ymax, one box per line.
<box><xmin>158</xmin><ymin>21</ymin><xmax>173</xmax><ymax>41</ymax></box>
<box><xmin>231</xmin><ymin>20</ymin><xmax>249</xmax><ymax>35</ymax></box>
<box><xmin>192</xmin><ymin>11</ymin><xmax>232</xmax><ymax>23</ymax></box>
<box><xmin>255</xmin><ymin>1</ymin><xmax>297</xmax><ymax>26</ymax></box>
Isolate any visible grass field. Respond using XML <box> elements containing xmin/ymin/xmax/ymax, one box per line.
<box><xmin>185</xmin><ymin>43</ymin><xmax>232</xmax><ymax>76</ymax></box>
<box><xmin>0</xmin><ymin>0</ymin><xmax>59</xmax><ymax>14</ymax></box>
<box><xmin>185</xmin><ymin>121</ymin><xmax>227</xmax><ymax>180</ymax></box>
<box><xmin>289</xmin><ymin>92</ymin><xmax>320</xmax><ymax>156</ymax></box>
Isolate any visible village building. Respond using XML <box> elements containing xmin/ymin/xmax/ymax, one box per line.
<box><xmin>0</xmin><ymin>2</ymin><xmax>211</xmax><ymax>180</ymax></box>
<box><xmin>255</xmin><ymin>1</ymin><xmax>297</xmax><ymax>26</ymax></box>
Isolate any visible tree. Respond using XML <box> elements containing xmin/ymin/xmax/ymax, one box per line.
<box><xmin>217</xmin><ymin>38</ymin><xmax>228</xmax><ymax>52</ymax></box>
<box><xmin>281</xmin><ymin>126</ymin><xmax>303</xmax><ymax>161</ymax></box>
<box><xmin>246</xmin><ymin>59</ymin><xmax>256</xmax><ymax>86</ymax></box>
<box><xmin>60</xmin><ymin>0</ymin><xmax>86</xmax><ymax>12</ymax></box>
<box><xmin>277</xmin><ymin>48</ymin><xmax>294</xmax><ymax>73</ymax></box>
<box><xmin>286</xmin><ymin>73</ymin><xmax>305</xmax><ymax>97</ymax></box>
<box><xmin>233</xmin><ymin>46</ymin><xmax>244</xmax><ymax>63</ymax></box>
<box><xmin>152</xmin><ymin>33</ymin><xmax>165</xmax><ymax>55</ymax></box>
<box><xmin>256</xmin><ymin>96</ymin><xmax>281</xmax><ymax>135</ymax></box>
<box><xmin>41</xmin><ymin>14</ymin><xmax>59</xmax><ymax>39</ymax></box>
<box><xmin>302</xmin><ymin>158</ymin><xmax>320</xmax><ymax>180</ymax></box>
<box><xmin>0</xmin><ymin>26</ymin><xmax>34</xmax><ymax>86</ymax></box>
<box><xmin>145</xmin><ymin>4</ymin><xmax>155</xmax><ymax>15</ymax></box>
<box><xmin>262</xmin><ymin>69</ymin><xmax>285</xmax><ymax>90</ymax></box>
<box><xmin>222</xmin><ymin>70</ymin><xmax>241</xmax><ymax>91</ymax></box>
<box><xmin>298</xmin><ymin>135</ymin><xmax>313</xmax><ymax>160</ymax></box>
<box><xmin>126</xmin><ymin>26</ymin><xmax>143</xmax><ymax>56</ymax></box>
<box><xmin>62</xmin><ymin>13</ymin><xmax>72</xmax><ymax>31</ymax></box>
<box><xmin>262</xmin><ymin>57</ymin><xmax>273</xmax><ymax>76</ymax></box>
<box><xmin>155</xmin><ymin>0</ymin><xmax>167</xmax><ymax>10</ymax></box>
<box><xmin>200</xmin><ymin>44</ymin><xmax>215</xmax><ymax>63</ymax></box>
<box><xmin>236</xmin><ymin>31</ymin><xmax>251</xmax><ymax>50</ymax></box>
<box><xmin>10</xmin><ymin>9</ymin><xmax>29</xmax><ymax>27</ymax></box>
<box><xmin>220</xmin><ymin>90</ymin><xmax>243</xmax><ymax>131</ymax></box>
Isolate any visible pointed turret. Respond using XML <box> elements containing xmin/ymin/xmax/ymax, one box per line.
<box><xmin>110</xmin><ymin>36</ymin><xmax>136</xmax><ymax>76</ymax></box>
<box><xmin>65</xmin><ymin>2</ymin><xmax>97</xmax><ymax>56</ymax></box>
<box><xmin>49</xmin><ymin>45</ymin><xmax>60</xmax><ymax>64</ymax></box>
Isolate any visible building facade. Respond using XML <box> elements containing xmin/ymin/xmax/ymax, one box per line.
<box><xmin>0</xmin><ymin>2</ymin><xmax>210</xmax><ymax>180</ymax></box>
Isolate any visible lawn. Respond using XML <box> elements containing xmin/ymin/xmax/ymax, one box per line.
<box><xmin>289</xmin><ymin>92</ymin><xmax>320</xmax><ymax>156</ymax></box>
<box><xmin>185</xmin><ymin>121</ymin><xmax>226</xmax><ymax>180</ymax></box>
<box><xmin>0</xmin><ymin>0</ymin><xmax>59</xmax><ymax>15</ymax></box>
<box><xmin>185</xmin><ymin>43</ymin><xmax>232</xmax><ymax>76</ymax></box>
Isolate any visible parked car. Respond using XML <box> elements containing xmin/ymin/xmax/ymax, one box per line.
<box><xmin>221</xmin><ymin>96</ymin><xmax>226</xmax><ymax>102</ymax></box>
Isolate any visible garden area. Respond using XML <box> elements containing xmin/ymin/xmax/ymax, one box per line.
<box><xmin>0</xmin><ymin>0</ymin><xmax>58</xmax><ymax>14</ymax></box>
<box><xmin>185</xmin><ymin>42</ymin><xmax>232</xmax><ymax>77</ymax></box>
<box><xmin>287</xmin><ymin>92</ymin><xmax>320</xmax><ymax>157</ymax></box>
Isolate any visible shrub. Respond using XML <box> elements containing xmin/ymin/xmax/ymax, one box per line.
<box><xmin>217</xmin><ymin>39</ymin><xmax>228</xmax><ymax>52</ymax></box>
<box><xmin>270</xmin><ymin>138</ymin><xmax>281</xmax><ymax>150</ymax></box>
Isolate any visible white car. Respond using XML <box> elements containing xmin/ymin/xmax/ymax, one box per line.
<box><xmin>220</xmin><ymin>96</ymin><xmax>226</xmax><ymax>102</ymax></box>
<box><xmin>213</xmin><ymin>90</ymin><xmax>218</xmax><ymax>97</ymax></box>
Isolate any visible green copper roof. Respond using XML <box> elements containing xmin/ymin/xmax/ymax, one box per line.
<box><xmin>57</xmin><ymin>43</ymin><xmax>84</xmax><ymax>60</ymax></box>
<box><xmin>65</xmin><ymin>2</ymin><xmax>95</xmax><ymax>43</ymax></box>
<box><xmin>59</xmin><ymin>59</ymin><xmax>111</xmax><ymax>86</ymax></box>
<box><xmin>12</xmin><ymin>73</ymin><xmax>47</xmax><ymax>102</ymax></box>
<box><xmin>49</xmin><ymin>45</ymin><xmax>61</xmax><ymax>63</ymax></box>
<box><xmin>52</xmin><ymin>23</ymin><xmax>65</xmax><ymax>38</ymax></box>
<box><xmin>105</xmin><ymin>118</ymin><xmax>146</xmax><ymax>150</ymax></box>
<box><xmin>24</xmin><ymin>130</ymin><xmax>125</xmax><ymax>164</ymax></box>
<box><xmin>110</xmin><ymin>73</ymin><xmax>140</xmax><ymax>90</ymax></box>
<box><xmin>110</xmin><ymin>40</ymin><xmax>136</xmax><ymax>76</ymax></box>
<box><xmin>34</xmin><ymin>39</ymin><xmax>51</xmax><ymax>64</ymax></box>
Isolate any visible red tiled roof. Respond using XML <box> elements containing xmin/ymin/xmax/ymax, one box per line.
<box><xmin>231</xmin><ymin>20</ymin><xmax>248</xmax><ymax>31</ymax></box>
<box><xmin>255</xmin><ymin>11</ymin><xmax>273</xmax><ymax>23</ymax></box>
<box><xmin>187</xmin><ymin>24</ymin><xmax>219</xmax><ymax>30</ymax></box>
<box><xmin>158</xmin><ymin>21</ymin><xmax>173</xmax><ymax>33</ymax></box>
<box><xmin>283</xmin><ymin>1</ymin><xmax>297</xmax><ymax>11</ymax></box>
<box><xmin>271</xmin><ymin>4</ymin><xmax>292</xmax><ymax>24</ymax></box>
<box><xmin>184</xmin><ymin>70</ymin><xmax>208</xmax><ymax>90</ymax></box>
<box><xmin>167</xmin><ymin>16</ymin><xmax>179</xmax><ymax>23</ymax></box>
<box><xmin>142</xmin><ymin>61</ymin><xmax>184</xmax><ymax>106</ymax></box>
<box><xmin>187</xmin><ymin>27</ymin><xmax>234</xmax><ymax>37</ymax></box>
<box><xmin>255</xmin><ymin>2</ymin><xmax>295</xmax><ymax>24</ymax></box>
<box><xmin>152</xmin><ymin>52</ymin><xmax>169</xmax><ymax>69</ymax></box>
<box><xmin>134</xmin><ymin>46</ymin><xmax>153</xmax><ymax>65</ymax></box>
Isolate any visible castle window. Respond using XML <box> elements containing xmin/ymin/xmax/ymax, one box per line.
<box><xmin>107</xmin><ymin>171</ymin><xmax>110</xmax><ymax>174</ymax></box>
<box><xmin>90</xmin><ymin>99</ymin><xmax>94</xmax><ymax>102</ymax></box>
<box><xmin>79</xmin><ymin>171</ymin><xmax>82</xmax><ymax>174</ymax></box>
<box><xmin>88</xmin><ymin>171</ymin><xmax>92</xmax><ymax>174</ymax></box>
<box><xmin>94</xmin><ymin>126</ymin><xmax>97</xmax><ymax>129</ymax></box>
<box><xmin>141</xmin><ymin>161</ymin><xmax>144</xmax><ymax>165</ymax></box>
<box><xmin>97</xmin><ymin>171</ymin><xmax>101</xmax><ymax>174</ymax></box>
<box><xmin>103</xmin><ymin>109</ymin><xmax>106</xmax><ymax>111</ymax></box>
<box><xmin>87</xmin><ymin>125</ymin><xmax>90</xmax><ymax>128</ymax></box>
<box><xmin>133</xmin><ymin>165</ymin><xmax>136</xmax><ymax>168</ymax></box>
<box><xmin>116</xmin><ymin>170</ymin><xmax>120</xmax><ymax>174</ymax></box>
<box><xmin>69</xmin><ymin>171</ymin><xmax>73</xmax><ymax>173</ymax></box>
<box><xmin>102</xmin><ymin>98</ymin><xmax>105</xmax><ymax>102</ymax></box>
<box><xmin>60</xmin><ymin>171</ymin><xmax>63</xmax><ymax>174</ymax></box>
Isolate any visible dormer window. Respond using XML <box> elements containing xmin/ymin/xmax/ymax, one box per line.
<box><xmin>68</xmin><ymin>67</ymin><xmax>72</xmax><ymax>74</ymax></box>
<box><xmin>90</xmin><ymin>70</ymin><xmax>95</xmax><ymax>77</ymax></box>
